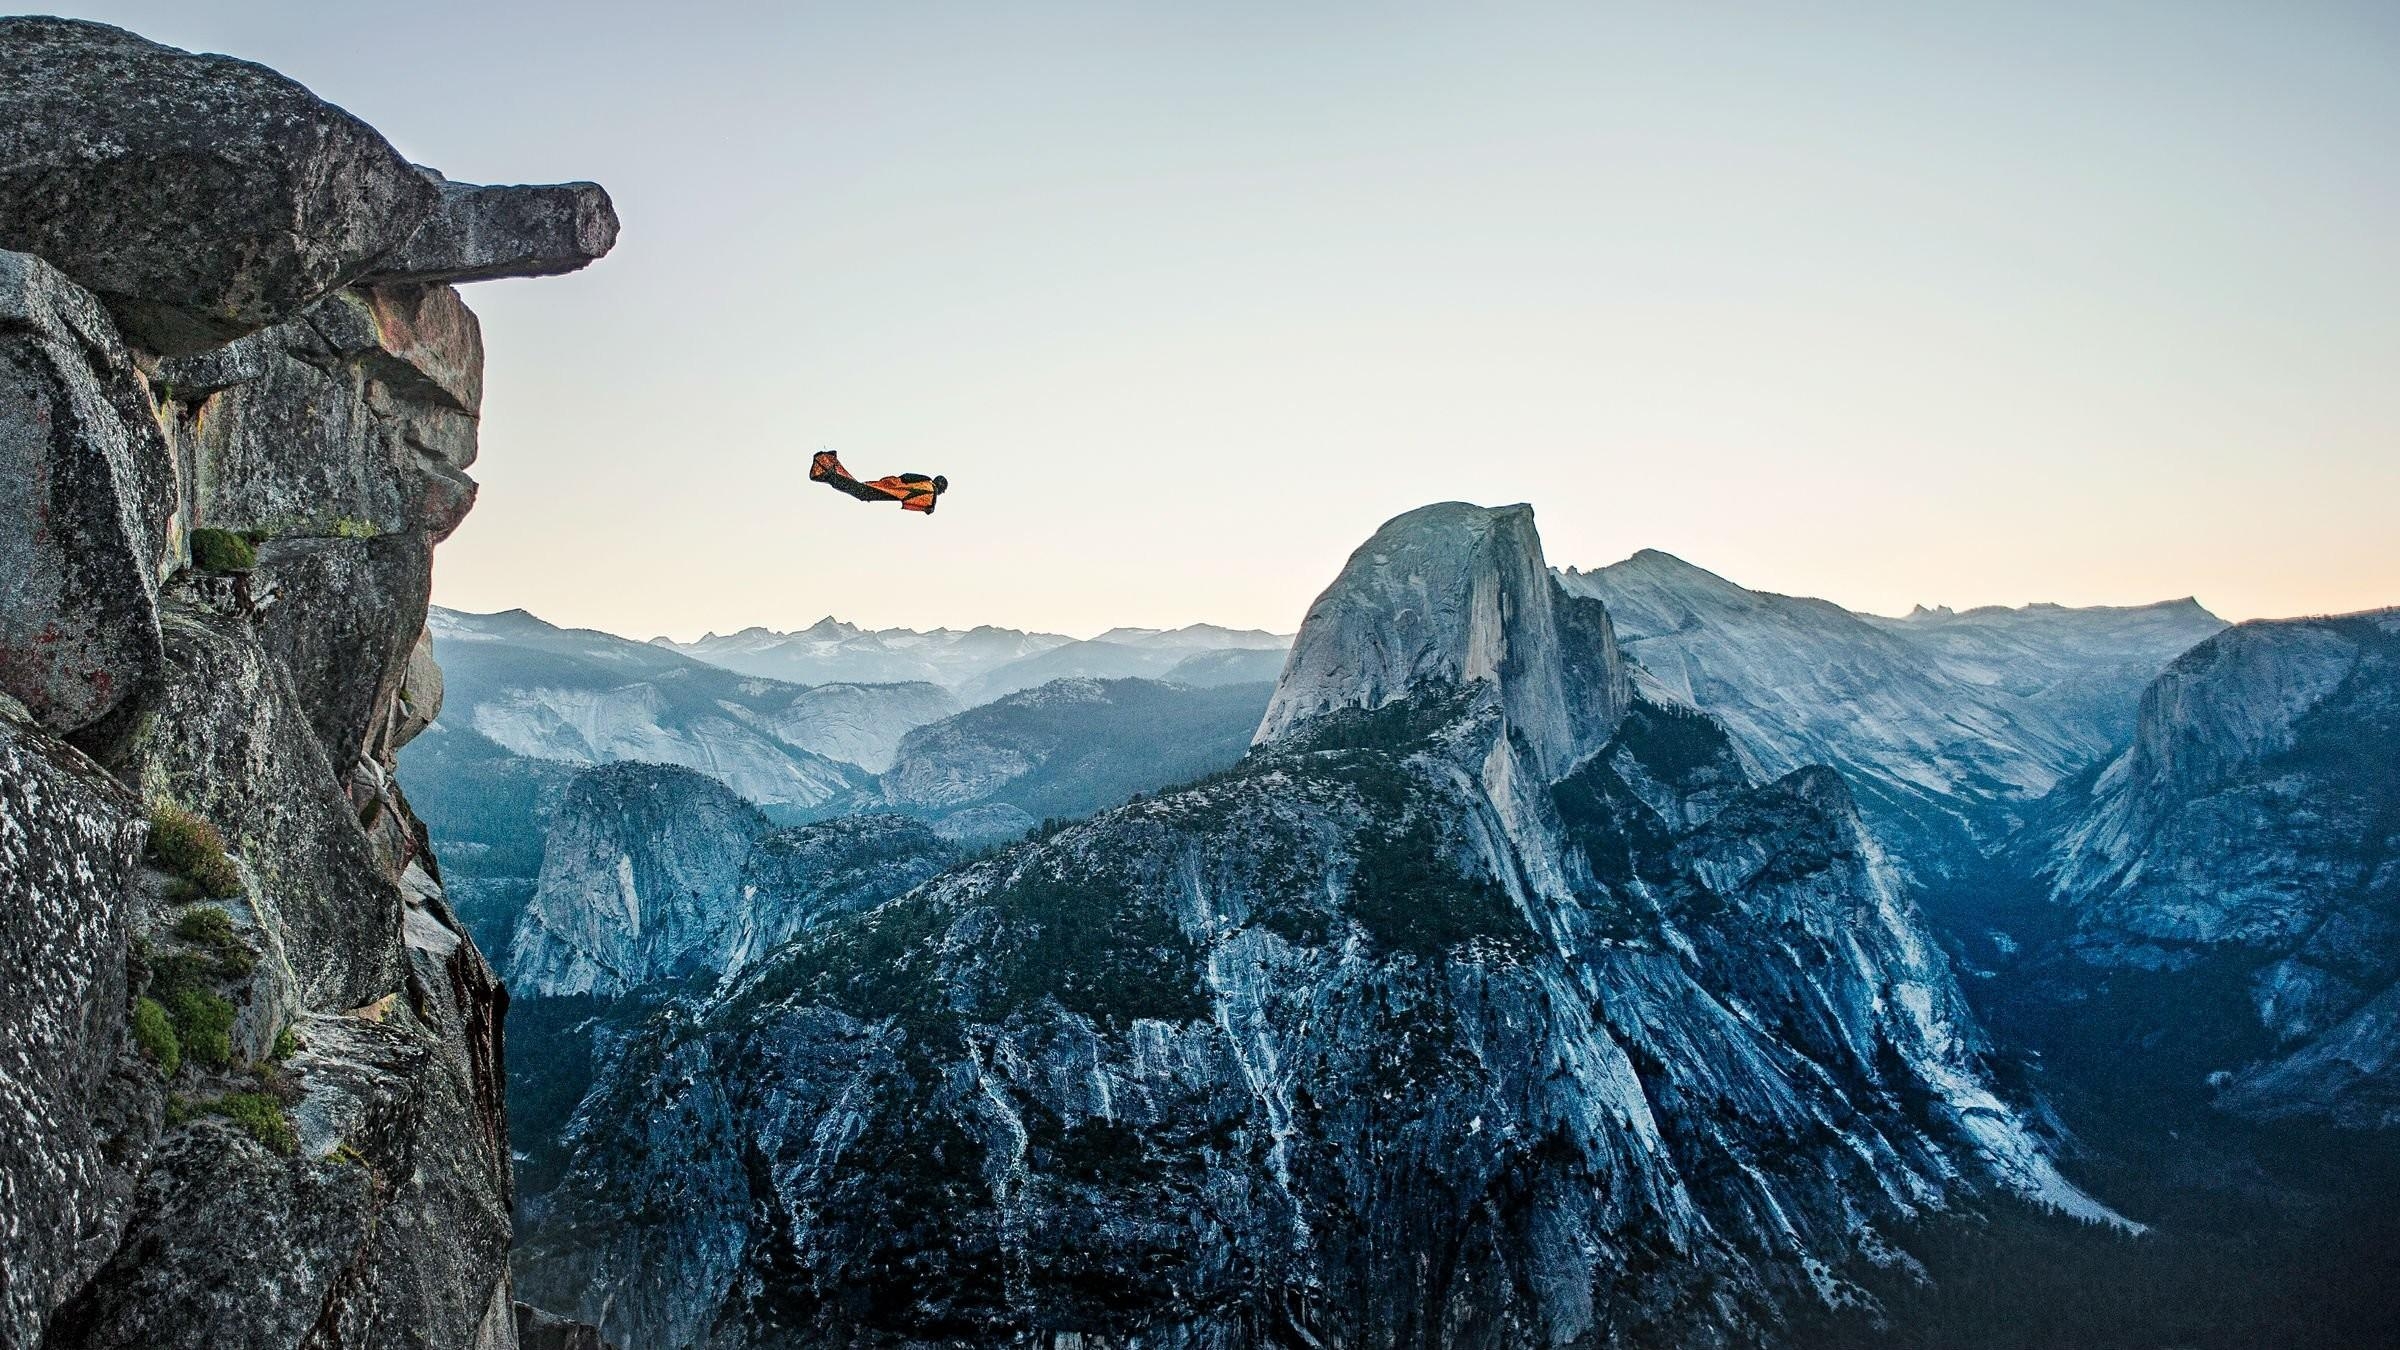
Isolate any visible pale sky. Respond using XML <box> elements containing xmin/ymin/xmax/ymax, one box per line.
<box><xmin>55</xmin><ymin>1</ymin><xmax>2400</xmax><ymax>638</ymax></box>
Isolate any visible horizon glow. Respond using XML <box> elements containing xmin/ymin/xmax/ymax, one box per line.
<box><xmin>52</xmin><ymin>1</ymin><xmax>2400</xmax><ymax>639</ymax></box>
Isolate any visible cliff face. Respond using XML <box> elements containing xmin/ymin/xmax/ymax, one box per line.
<box><xmin>506</xmin><ymin>763</ymin><xmax>959</xmax><ymax>999</ymax></box>
<box><xmin>0</xmin><ymin>18</ymin><xmax>613</xmax><ymax>1348</ymax></box>
<box><xmin>522</xmin><ymin>504</ymin><xmax>2110</xmax><ymax>1350</ymax></box>
<box><xmin>2034</xmin><ymin>609</ymin><xmax>2400</xmax><ymax>1128</ymax></box>
<box><xmin>1261</xmin><ymin>502</ymin><xmax>1628</xmax><ymax>782</ymax></box>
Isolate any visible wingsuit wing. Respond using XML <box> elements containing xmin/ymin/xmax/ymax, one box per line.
<box><xmin>813</xmin><ymin>453</ymin><xmax>903</xmax><ymax>504</ymax></box>
<box><xmin>811</xmin><ymin>452</ymin><xmax>947</xmax><ymax>513</ymax></box>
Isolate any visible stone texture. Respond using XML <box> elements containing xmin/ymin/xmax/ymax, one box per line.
<box><xmin>0</xmin><ymin>250</ymin><xmax>173</xmax><ymax>739</ymax></box>
<box><xmin>0</xmin><ymin>18</ymin><xmax>438</xmax><ymax>355</ymax></box>
<box><xmin>365</xmin><ymin>171</ymin><xmax>621</xmax><ymax>287</ymax></box>
<box><xmin>168</xmin><ymin>288</ymin><xmax>484</xmax><ymax>543</ymax></box>
<box><xmin>41</xmin><ymin>1009</ymin><xmax>514</xmax><ymax>1350</ymax></box>
<box><xmin>515</xmin><ymin>1302</ymin><xmax>615</xmax><ymax>1350</ymax></box>
<box><xmin>391</xmin><ymin>627</ymin><xmax>445</xmax><ymax>752</ymax></box>
<box><xmin>249</xmin><ymin>532</ymin><xmax>437</xmax><ymax>771</ymax></box>
<box><xmin>0</xmin><ymin>711</ymin><xmax>142</xmax><ymax>1350</ymax></box>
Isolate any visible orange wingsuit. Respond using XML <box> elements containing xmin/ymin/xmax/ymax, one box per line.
<box><xmin>809</xmin><ymin>451</ymin><xmax>947</xmax><ymax>515</ymax></box>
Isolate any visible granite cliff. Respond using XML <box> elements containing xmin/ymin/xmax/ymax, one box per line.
<box><xmin>2029</xmin><ymin>609</ymin><xmax>2400</xmax><ymax>1129</ymax></box>
<box><xmin>0</xmin><ymin>18</ymin><xmax>614</xmax><ymax>1347</ymax></box>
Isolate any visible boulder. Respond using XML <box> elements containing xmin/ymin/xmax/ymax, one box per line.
<box><xmin>250</xmin><ymin>532</ymin><xmax>436</xmax><ymax>771</ymax></box>
<box><xmin>0</xmin><ymin>18</ymin><xmax>439</xmax><ymax>355</ymax></box>
<box><xmin>363</xmin><ymin>171</ymin><xmax>621</xmax><ymax>286</ymax></box>
<box><xmin>179</xmin><ymin>291</ymin><xmax>483</xmax><ymax>542</ymax></box>
<box><xmin>0</xmin><ymin>250</ymin><xmax>173</xmax><ymax>739</ymax></box>
<box><xmin>389</xmin><ymin>629</ymin><xmax>445</xmax><ymax>753</ymax></box>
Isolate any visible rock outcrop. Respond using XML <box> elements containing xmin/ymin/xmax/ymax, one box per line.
<box><xmin>0</xmin><ymin>18</ymin><xmax>614</xmax><ymax>1348</ymax></box>
<box><xmin>0</xmin><ymin>18</ymin><xmax>438</xmax><ymax>356</ymax></box>
<box><xmin>2033</xmin><ymin>609</ymin><xmax>2400</xmax><ymax>1128</ymax></box>
<box><xmin>0</xmin><ymin>249</ymin><xmax>174</xmax><ymax>742</ymax></box>
<box><xmin>1263</xmin><ymin>502</ymin><xmax>1628</xmax><ymax>779</ymax></box>
<box><xmin>364</xmin><ymin>171</ymin><xmax>621</xmax><ymax>288</ymax></box>
<box><xmin>507</xmin><ymin>763</ymin><xmax>959</xmax><ymax>999</ymax></box>
<box><xmin>521</xmin><ymin>504</ymin><xmax>2112</xmax><ymax>1350</ymax></box>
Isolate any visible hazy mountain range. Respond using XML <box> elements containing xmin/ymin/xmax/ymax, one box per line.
<box><xmin>654</xmin><ymin>617</ymin><xmax>1290</xmax><ymax>701</ymax></box>
<box><xmin>518</xmin><ymin>503</ymin><xmax>2129</xmax><ymax>1348</ymax></box>
<box><xmin>11</xmin><ymin>18</ymin><xmax>2386</xmax><ymax>1348</ymax></box>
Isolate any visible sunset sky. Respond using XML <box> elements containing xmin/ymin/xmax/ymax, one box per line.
<box><xmin>61</xmin><ymin>1</ymin><xmax>2400</xmax><ymax>638</ymax></box>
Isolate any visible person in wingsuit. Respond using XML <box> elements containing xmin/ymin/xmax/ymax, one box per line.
<box><xmin>809</xmin><ymin>450</ymin><xmax>948</xmax><ymax>515</ymax></box>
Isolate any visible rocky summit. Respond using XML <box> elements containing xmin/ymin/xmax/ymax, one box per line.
<box><xmin>2028</xmin><ymin>608</ymin><xmax>2400</xmax><ymax>1129</ymax></box>
<box><xmin>518</xmin><ymin>502</ymin><xmax>2114</xmax><ymax>1349</ymax></box>
<box><xmin>0</xmin><ymin>18</ymin><xmax>613</xmax><ymax>1349</ymax></box>
<box><xmin>505</xmin><ymin>764</ymin><xmax>961</xmax><ymax>999</ymax></box>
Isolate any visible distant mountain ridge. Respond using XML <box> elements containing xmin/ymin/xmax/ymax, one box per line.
<box><xmin>654</xmin><ymin>617</ymin><xmax>1289</xmax><ymax>699</ymax></box>
<box><xmin>1560</xmin><ymin>549</ymin><xmax>2226</xmax><ymax>879</ymax></box>
<box><xmin>873</xmin><ymin>676</ymin><xmax>1275</xmax><ymax>840</ymax></box>
<box><xmin>414</xmin><ymin>607</ymin><xmax>953</xmax><ymax>810</ymax></box>
<box><xmin>656</xmin><ymin>618</ymin><xmax>1071</xmax><ymax>690</ymax></box>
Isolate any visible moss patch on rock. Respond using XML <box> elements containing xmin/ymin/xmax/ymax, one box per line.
<box><xmin>130</xmin><ymin>996</ymin><xmax>181</xmax><ymax>1078</ymax></box>
<box><xmin>187</xmin><ymin>527</ymin><xmax>257</xmax><ymax>573</ymax></box>
<box><xmin>209</xmin><ymin>1091</ymin><xmax>298</xmax><ymax>1155</ymax></box>
<box><xmin>166</xmin><ymin>986</ymin><xmax>236</xmax><ymax>1069</ymax></box>
<box><xmin>169</xmin><ymin>904</ymin><xmax>256</xmax><ymax>977</ymax></box>
<box><xmin>168</xmin><ymin>1090</ymin><xmax>299</xmax><ymax>1156</ymax></box>
<box><xmin>147</xmin><ymin>801</ymin><xmax>243</xmax><ymax>900</ymax></box>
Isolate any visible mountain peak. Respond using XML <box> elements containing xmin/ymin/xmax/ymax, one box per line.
<box><xmin>1256</xmin><ymin>501</ymin><xmax>1624</xmax><ymax>776</ymax></box>
<box><xmin>1597</xmin><ymin>547</ymin><xmax>1756</xmax><ymax>597</ymax></box>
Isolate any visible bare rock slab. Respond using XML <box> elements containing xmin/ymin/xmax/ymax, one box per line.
<box><xmin>0</xmin><ymin>249</ymin><xmax>172</xmax><ymax>738</ymax></box>
<box><xmin>0</xmin><ymin>18</ymin><xmax>438</xmax><ymax>355</ymax></box>
<box><xmin>364</xmin><ymin>171</ymin><xmax>621</xmax><ymax>286</ymax></box>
